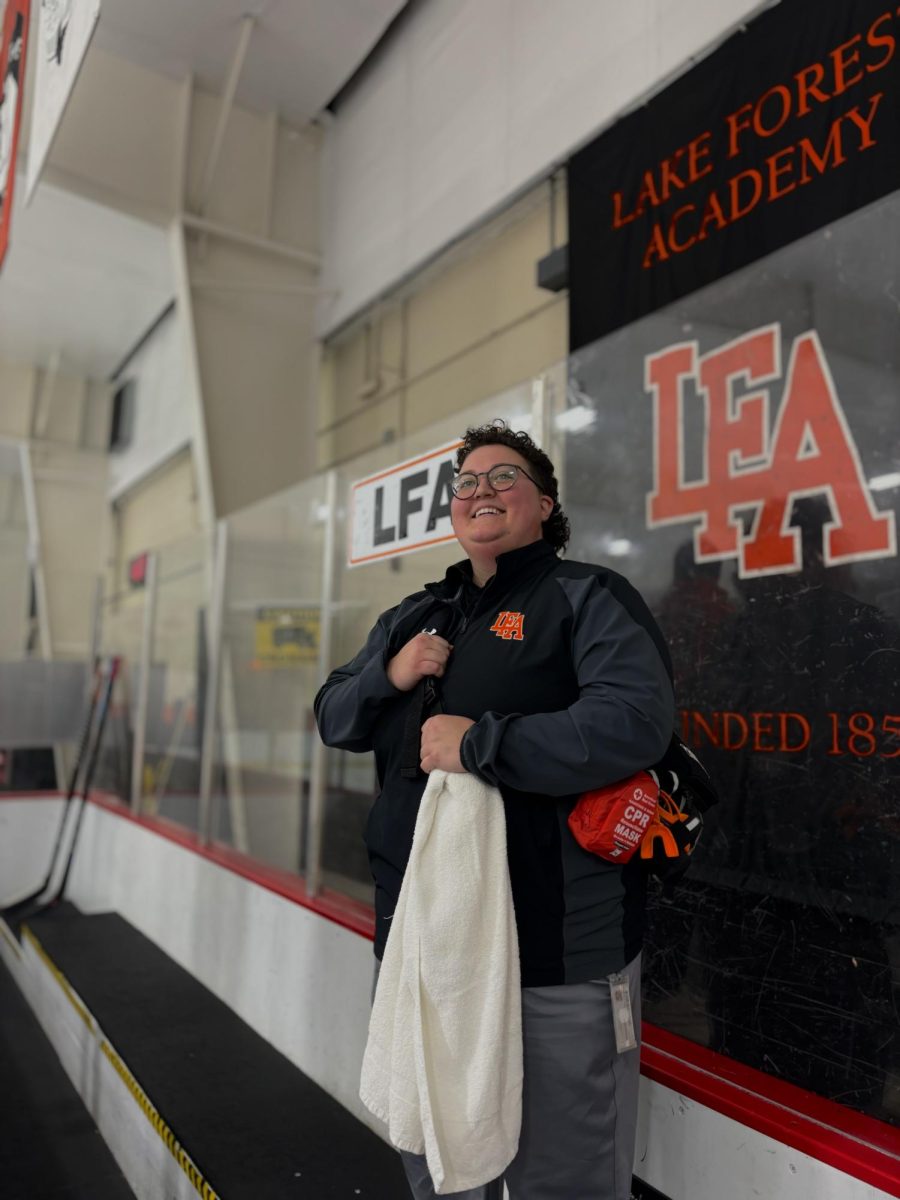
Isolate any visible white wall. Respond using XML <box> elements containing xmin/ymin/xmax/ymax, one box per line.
<box><xmin>31</xmin><ymin>442</ymin><xmax>108</xmax><ymax>658</ymax></box>
<box><xmin>319</xmin><ymin>0</ymin><xmax>773</xmax><ymax>336</ymax></box>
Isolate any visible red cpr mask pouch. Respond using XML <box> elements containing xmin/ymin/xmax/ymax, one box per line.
<box><xmin>568</xmin><ymin>772</ymin><xmax>659</xmax><ymax>863</ymax></box>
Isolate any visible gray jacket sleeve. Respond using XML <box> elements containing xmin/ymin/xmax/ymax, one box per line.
<box><xmin>313</xmin><ymin>608</ymin><xmax>403</xmax><ymax>752</ymax></box>
<box><xmin>460</xmin><ymin>577</ymin><xmax>674</xmax><ymax>795</ymax></box>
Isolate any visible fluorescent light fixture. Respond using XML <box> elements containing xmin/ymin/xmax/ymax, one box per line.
<box><xmin>869</xmin><ymin>472</ymin><xmax>900</xmax><ymax>492</ymax></box>
<box><xmin>606</xmin><ymin>538</ymin><xmax>633</xmax><ymax>556</ymax></box>
<box><xmin>555</xmin><ymin>405</ymin><xmax>596</xmax><ymax>433</ymax></box>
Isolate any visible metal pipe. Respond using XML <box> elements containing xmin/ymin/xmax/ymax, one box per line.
<box><xmin>261</xmin><ymin>107</ymin><xmax>278</xmax><ymax>241</ymax></box>
<box><xmin>220</xmin><ymin>650</ymin><xmax>249</xmax><ymax>854</ymax></box>
<box><xmin>19</xmin><ymin>441</ymin><xmax>65</xmax><ymax>789</ymax></box>
<box><xmin>131</xmin><ymin>552</ymin><xmax>159</xmax><ymax>814</ymax></box>
<box><xmin>195</xmin><ymin>14</ymin><xmax>256</xmax><ymax>214</ymax></box>
<box><xmin>305</xmin><ymin>469</ymin><xmax>338</xmax><ymax>896</ymax></box>
<box><xmin>169</xmin><ymin>223</ymin><xmax>217</xmax><ymax>530</ymax></box>
<box><xmin>173</xmin><ymin>73</ymin><xmax>193</xmax><ymax>215</ymax></box>
<box><xmin>180</xmin><ymin>211</ymin><xmax>321</xmax><ymax>270</ymax></box>
<box><xmin>18</xmin><ymin>442</ymin><xmax>51</xmax><ymax>660</ymax></box>
<box><xmin>198</xmin><ymin>520</ymin><xmax>228</xmax><ymax>843</ymax></box>
<box><xmin>154</xmin><ymin>696</ymin><xmax>188</xmax><ymax>813</ymax></box>
<box><xmin>189</xmin><ymin>278</ymin><xmax>326</xmax><ymax>295</ymax></box>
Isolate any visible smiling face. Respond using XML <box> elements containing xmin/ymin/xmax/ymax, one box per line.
<box><xmin>450</xmin><ymin>444</ymin><xmax>554</xmax><ymax>569</ymax></box>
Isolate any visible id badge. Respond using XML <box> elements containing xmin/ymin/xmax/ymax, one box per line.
<box><xmin>608</xmin><ymin>972</ymin><xmax>637</xmax><ymax>1053</ymax></box>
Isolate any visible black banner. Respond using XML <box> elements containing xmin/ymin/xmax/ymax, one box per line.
<box><xmin>568</xmin><ymin>0</ymin><xmax>900</xmax><ymax>350</ymax></box>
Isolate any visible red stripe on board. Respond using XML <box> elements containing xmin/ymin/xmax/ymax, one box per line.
<box><xmin>0</xmin><ymin>791</ymin><xmax>68</xmax><ymax>800</ymax></box>
<box><xmin>641</xmin><ymin>1024</ymin><xmax>900</xmax><ymax>1197</ymax></box>
<box><xmin>86</xmin><ymin>793</ymin><xmax>375</xmax><ymax>941</ymax></box>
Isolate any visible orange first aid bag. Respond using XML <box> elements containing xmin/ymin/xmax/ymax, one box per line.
<box><xmin>567</xmin><ymin>772</ymin><xmax>659</xmax><ymax>863</ymax></box>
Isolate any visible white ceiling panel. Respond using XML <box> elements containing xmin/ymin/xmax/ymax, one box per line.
<box><xmin>0</xmin><ymin>0</ymin><xmax>407</xmax><ymax>381</ymax></box>
<box><xmin>0</xmin><ymin>175</ymin><xmax>171</xmax><ymax>378</ymax></box>
<box><xmin>91</xmin><ymin>0</ymin><xmax>409</xmax><ymax>123</ymax></box>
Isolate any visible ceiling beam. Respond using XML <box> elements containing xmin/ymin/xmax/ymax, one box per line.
<box><xmin>180</xmin><ymin>211</ymin><xmax>320</xmax><ymax>270</ymax></box>
<box><xmin>194</xmin><ymin>14</ymin><xmax>256</xmax><ymax>215</ymax></box>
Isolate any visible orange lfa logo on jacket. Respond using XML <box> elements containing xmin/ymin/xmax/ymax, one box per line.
<box><xmin>490</xmin><ymin>612</ymin><xmax>525</xmax><ymax>641</ymax></box>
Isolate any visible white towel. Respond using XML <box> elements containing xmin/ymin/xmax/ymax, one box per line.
<box><xmin>360</xmin><ymin>769</ymin><xmax>522</xmax><ymax>1194</ymax></box>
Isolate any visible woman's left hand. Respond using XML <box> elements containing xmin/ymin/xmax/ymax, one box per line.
<box><xmin>420</xmin><ymin>715</ymin><xmax>475</xmax><ymax>773</ymax></box>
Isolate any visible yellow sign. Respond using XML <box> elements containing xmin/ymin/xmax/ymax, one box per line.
<box><xmin>254</xmin><ymin>607</ymin><xmax>320</xmax><ymax>668</ymax></box>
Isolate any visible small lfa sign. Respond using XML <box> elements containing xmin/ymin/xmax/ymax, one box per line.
<box><xmin>348</xmin><ymin>441</ymin><xmax>461</xmax><ymax>566</ymax></box>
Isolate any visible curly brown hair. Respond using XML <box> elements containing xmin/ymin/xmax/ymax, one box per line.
<box><xmin>455</xmin><ymin>419</ymin><xmax>570</xmax><ymax>552</ymax></box>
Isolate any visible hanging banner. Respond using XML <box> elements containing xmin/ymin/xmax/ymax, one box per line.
<box><xmin>644</xmin><ymin>321</ymin><xmax>896</xmax><ymax>577</ymax></box>
<box><xmin>25</xmin><ymin>0</ymin><xmax>101</xmax><ymax>203</ymax></box>
<box><xmin>0</xmin><ymin>0</ymin><xmax>29</xmax><ymax>270</ymax></box>
<box><xmin>564</xmin><ymin>0</ymin><xmax>900</xmax><ymax>1119</ymax></box>
<box><xmin>348</xmin><ymin>441</ymin><xmax>461</xmax><ymax>566</ymax></box>
<box><xmin>568</xmin><ymin>0</ymin><xmax>900</xmax><ymax>350</ymax></box>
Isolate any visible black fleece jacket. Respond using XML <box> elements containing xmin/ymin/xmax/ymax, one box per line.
<box><xmin>314</xmin><ymin>539</ymin><xmax>675</xmax><ymax>986</ymax></box>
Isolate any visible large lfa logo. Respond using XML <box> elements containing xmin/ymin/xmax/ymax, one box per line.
<box><xmin>645</xmin><ymin>323</ymin><xmax>896</xmax><ymax>577</ymax></box>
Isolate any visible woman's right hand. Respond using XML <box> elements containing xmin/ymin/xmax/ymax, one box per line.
<box><xmin>386</xmin><ymin>632</ymin><xmax>452</xmax><ymax>692</ymax></box>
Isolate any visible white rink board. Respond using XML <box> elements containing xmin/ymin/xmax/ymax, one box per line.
<box><xmin>0</xmin><ymin>796</ymin><xmax>893</xmax><ymax>1200</ymax></box>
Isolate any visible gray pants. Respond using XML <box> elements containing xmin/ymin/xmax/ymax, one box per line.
<box><xmin>375</xmin><ymin>954</ymin><xmax>642</xmax><ymax>1200</ymax></box>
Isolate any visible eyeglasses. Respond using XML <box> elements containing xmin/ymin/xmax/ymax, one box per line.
<box><xmin>450</xmin><ymin>463</ymin><xmax>544</xmax><ymax>499</ymax></box>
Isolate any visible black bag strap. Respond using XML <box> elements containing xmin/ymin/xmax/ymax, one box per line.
<box><xmin>399</xmin><ymin>677</ymin><xmax>444</xmax><ymax>778</ymax></box>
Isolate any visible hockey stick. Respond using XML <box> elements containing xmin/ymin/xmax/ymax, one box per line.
<box><xmin>1</xmin><ymin>658</ymin><xmax>104</xmax><ymax>916</ymax></box>
<box><xmin>41</xmin><ymin>656</ymin><xmax>121</xmax><ymax>912</ymax></box>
